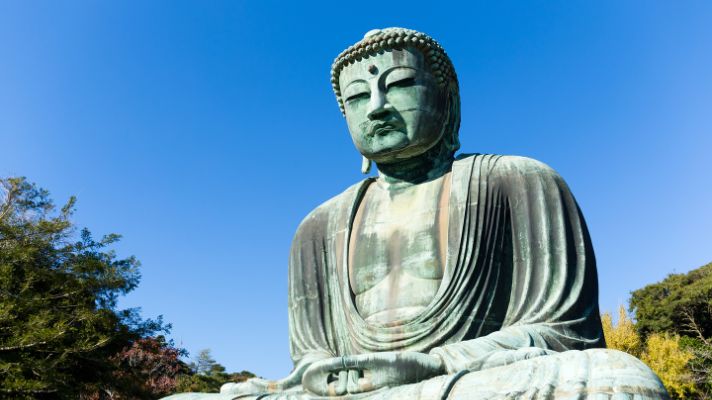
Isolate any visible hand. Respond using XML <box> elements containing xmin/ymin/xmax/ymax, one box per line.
<box><xmin>220</xmin><ymin>377</ymin><xmax>271</xmax><ymax>396</ymax></box>
<box><xmin>221</xmin><ymin>354</ymin><xmax>321</xmax><ymax>396</ymax></box>
<box><xmin>302</xmin><ymin>351</ymin><xmax>445</xmax><ymax>396</ymax></box>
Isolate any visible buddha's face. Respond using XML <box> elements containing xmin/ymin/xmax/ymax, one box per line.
<box><xmin>339</xmin><ymin>48</ymin><xmax>448</xmax><ymax>164</ymax></box>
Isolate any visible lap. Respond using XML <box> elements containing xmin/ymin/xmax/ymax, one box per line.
<box><xmin>164</xmin><ymin>349</ymin><xmax>669</xmax><ymax>400</ymax></box>
<box><xmin>352</xmin><ymin>349</ymin><xmax>667</xmax><ymax>400</ymax></box>
<box><xmin>444</xmin><ymin>349</ymin><xmax>668</xmax><ymax>399</ymax></box>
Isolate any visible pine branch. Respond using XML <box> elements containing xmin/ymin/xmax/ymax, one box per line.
<box><xmin>681</xmin><ymin>307</ymin><xmax>711</xmax><ymax>346</ymax></box>
<box><xmin>0</xmin><ymin>330</ymin><xmax>67</xmax><ymax>352</ymax></box>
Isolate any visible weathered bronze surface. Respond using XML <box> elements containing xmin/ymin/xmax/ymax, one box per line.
<box><xmin>165</xmin><ymin>28</ymin><xmax>668</xmax><ymax>400</ymax></box>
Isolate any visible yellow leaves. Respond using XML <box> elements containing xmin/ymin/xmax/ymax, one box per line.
<box><xmin>642</xmin><ymin>333</ymin><xmax>696</xmax><ymax>399</ymax></box>
<box><xmin>603</xmin><ymin>305</ymin><xmax>696</xmax><ymax>399</ymax></box>
<box><xmin>602</xmin><ymin>305</ymin><xmax>643</xmax><ymax>357</ymax></box>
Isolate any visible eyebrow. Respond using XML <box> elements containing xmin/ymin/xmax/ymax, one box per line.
<box><xmin>381</xmin><ymin>65</ymin><xmax>418</xmax><ymax>79</ymax></box>
<box><xmin>343</xmin><ymin>79</ymin><xmax>368</xmax><ymax>91</ymax></box>
<box><xmin>383</xmin><ymin>65</ymin><xmax>418</xmax><ymax>73</ymax></box>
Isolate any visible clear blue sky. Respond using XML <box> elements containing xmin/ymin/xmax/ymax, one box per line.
<box><xmin>2</xmin><ymin>1</ymin><xmax>711</xmax><ymax>379</ymax></box>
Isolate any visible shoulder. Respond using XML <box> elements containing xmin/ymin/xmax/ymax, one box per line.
<box><xmin>455</xmin><ymin>153</ymin><xmax>563</xmax><ymax>182</ymax></box>
<box><xmin>493</xmin><ymin>155</ymin><xmax>560</xmax><ymax>179</ymax></box>
<box><xmin>292</xmin><ymin>179</ymin><xmax>369</xmax><ymax>241</ymax></box>
<box><xmin>454</xmin><ymin>154</ymin><xmax>569</xmax><ymax>199</ymax></box>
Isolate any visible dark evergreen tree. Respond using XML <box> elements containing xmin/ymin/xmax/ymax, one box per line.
<box><xmin>0</xmin><ymin>177</ymin><xmax>168</xmax><ymax>399</ymax></box>
<box><xmin>630</xmin><ymin>261</ymin><xmax>712</xmax><ymax>339</ymax></box>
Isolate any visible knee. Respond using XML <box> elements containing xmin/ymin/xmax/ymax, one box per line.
<box><xmin>581</xmin><ymin>348</ymin><xmax>669</xmax><ymax>397</ymax></box>
<box><xmin>583</xmin><ymin>348</ymin><xmax>652</xmax><ymax>373</ymax></box>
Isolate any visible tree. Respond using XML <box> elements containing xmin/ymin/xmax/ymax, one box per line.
<box><xmin>193</xmin><ymin>349</ymin><xmax>220</xmax><ymax>376</ymax></box>
<box><xmin>96</xmin><ymin>336</ymin><xmax>189</xmax><ymax>400</ymax></box>
<box><xmin>680</xmin><ymin>336</ymin><xmax>712</xmax><ymax>399</ymax></box>
<box><xmin>630</xmin><ymin>262</ymin><xmax>712</xmax><ymax>339</ymax></box>
<box><xmin>601</xmin><ymin>305</ymin><xmax>642</xmax><ymax>357</ymax></box>
<box><xmin>174</xmin><ymin>349</ymin><xmax>255</xmax><ymax>393</ymax></box>
<box><xmin>0</xmin><ymin>177</ymin><xmax>169</xmax><ymax>399</ymax></box>
<box><xmin>602</xmin><ymin>306</ymin><xmax>697</xmax><ymax>399</ymax></box>
<box><xmin>627</xmin><ymin>261</ymin><xmax>712</xmax><ymax>398</ymax></box>
<box><xmin>641</xmin><ymin>333</ymin><xmax>696</xmax><ymax>399</ymax></box>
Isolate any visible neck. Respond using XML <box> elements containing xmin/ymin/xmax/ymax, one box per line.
<box><xmin>375</xmin><ymin>140</ymin><xmax>453</xmax><ymax>189</ymax></box>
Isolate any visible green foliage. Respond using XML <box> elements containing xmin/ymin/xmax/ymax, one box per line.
<box><xmin>175</xmin><ymin>349</ymin><xmax>255</xmax><ymax>393</ymax></box>
<box><xmin>0</xmin><ymin>177</ymin><xmax>169</xmax><ymax>399</ymax></box>
<box><xmin>630</xmin><ymin>262</ymin><xmax>712</xmax><ymax>339</ymax></box>
<box><xmin>606</xmin><ymin>261</ymin><xmax>712</xmax><ymax>399</ymax></box>
<box><xmin>0</xmin><ymin>177</ymin><xmax>257</xmax><ymax>399</ymax></box>
<box><xmin>679</xmin><ymin>336</ymin><xmax>712</xmax><ymax>398</ymax></box>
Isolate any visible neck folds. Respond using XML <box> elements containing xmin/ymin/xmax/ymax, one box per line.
<box><xmin>375</xmin><ymin>140</ymin><xmax>454</xmax><ymax>189</ymax></box>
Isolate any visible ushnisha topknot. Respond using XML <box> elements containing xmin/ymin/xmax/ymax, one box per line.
<box><xmin>331</xmin><ymin>27</ymin><xmax>459</xmax><ymax>115</ymax></box>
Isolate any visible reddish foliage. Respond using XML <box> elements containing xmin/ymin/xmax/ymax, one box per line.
<box><xmin>82</xmin><ymin>337</ymin><xmax>189</xmax><ymax>400</ymax></box>
<box><xmin>115</xmin><ymin>337</ymin><xmax>188</xmax><ymax>395</ymax></box>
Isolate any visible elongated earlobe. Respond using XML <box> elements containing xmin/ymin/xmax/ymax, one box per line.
<box><xmin>361</xmin><ymin>156</ymin><xmax>372</xmax><ymax>174</ymax></box>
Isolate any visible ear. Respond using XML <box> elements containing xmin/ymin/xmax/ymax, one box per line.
<box><xmin>442</xmin><ymin>86</ymin><xmax>461</xmax><ymax>155</ymax></box>
<box><xmin>361</xmin><ymin>156</ymin><xmax>372</xmax><ymax>174</ymax></box>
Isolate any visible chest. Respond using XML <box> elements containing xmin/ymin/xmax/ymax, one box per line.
<box><xmin>348</xmin><ymin>175</ymin><xmax>450</xmax><ymax>295</ymax></box>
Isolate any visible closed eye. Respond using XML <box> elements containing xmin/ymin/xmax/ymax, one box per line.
<box><xmin>387</xmin><ymin>77</ymin><xmax>416</xmax><ymax>90</ymax></box>
<box><xmin>345</xmin><ymin>92</ymin><xmax>369</xmax><ymax>103</ymax></box>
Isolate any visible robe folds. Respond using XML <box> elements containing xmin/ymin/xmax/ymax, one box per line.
<box><xmin>276</xmin><ymin>154</ymin><xmax>667</xmax><ymax>399</ymax></box>
<box><xmin>288</xmin><ymin>154</ymin><xmax>605</xmax><ymax>373</ymax></box>
<box><xmin>165</xmin><ymin>154</ymin><xmax>667</xmax><ymax>400</ymax></box>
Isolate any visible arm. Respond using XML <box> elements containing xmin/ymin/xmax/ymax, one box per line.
<box><xmin>431</xmin><ymin>156</ymin><xmax>604</xmax><ymax>373</ymax></box>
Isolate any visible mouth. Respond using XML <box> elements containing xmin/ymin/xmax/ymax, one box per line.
<box><xmin>366</xmin><ymin>121</ymin><xmax>404</xmax><ymax>137</ymax></box>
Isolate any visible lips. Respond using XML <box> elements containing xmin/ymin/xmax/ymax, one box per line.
<box><xmin>366</xmin><ymin>121</ymin><xmax>404</xmax><ymax>137</ymax></box>
<box><xmin>374</xmin><ymin>124</ymin><xmax>396</xmax><ymax>136</ymax></box>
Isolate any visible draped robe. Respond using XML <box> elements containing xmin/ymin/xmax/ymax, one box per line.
<box><xmin>284</xmin><ymin>154</ymin><xmax>667</xmax><ymax>399</ymax></box>
<box><xmin>290</xmin><ymin>154</ymin><xmax>603</xmax><ymax>366</ymax></box>
<box><xmin>165</xmin><ymin>154</ymin><xmax>667</xmax><ymax>400</ymax></box>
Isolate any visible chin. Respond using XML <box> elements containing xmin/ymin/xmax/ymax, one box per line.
<box><xmin>370</xmin><ymin>147</ymin><xmax>426</xmax><ymax>165</ymax></box>
<box><xmin>366</xmin><ymin>145</ymin><xmax>410</xmax><ymax>163</ymax></box>
<box><xmin>363</xmin><ymin>133</ymin><xmax>410</xmax><ymax>160</ymax></box>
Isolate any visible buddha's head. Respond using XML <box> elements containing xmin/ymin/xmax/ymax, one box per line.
<box><xmin>332</xmin><ymin>28</ymin><xmax>460</xmax><ymax>167</ymax></box>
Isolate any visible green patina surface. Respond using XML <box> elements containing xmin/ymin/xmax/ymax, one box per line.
<box><xmin>164</xmin><ymin>28</ymin><xmax>669</xmax><ymax>400</ymax></box>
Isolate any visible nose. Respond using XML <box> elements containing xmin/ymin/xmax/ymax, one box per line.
<box><xmin>366</xmin><ymin>89</ymin><xmax>390</xmax><ymax>120</ymax></box>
